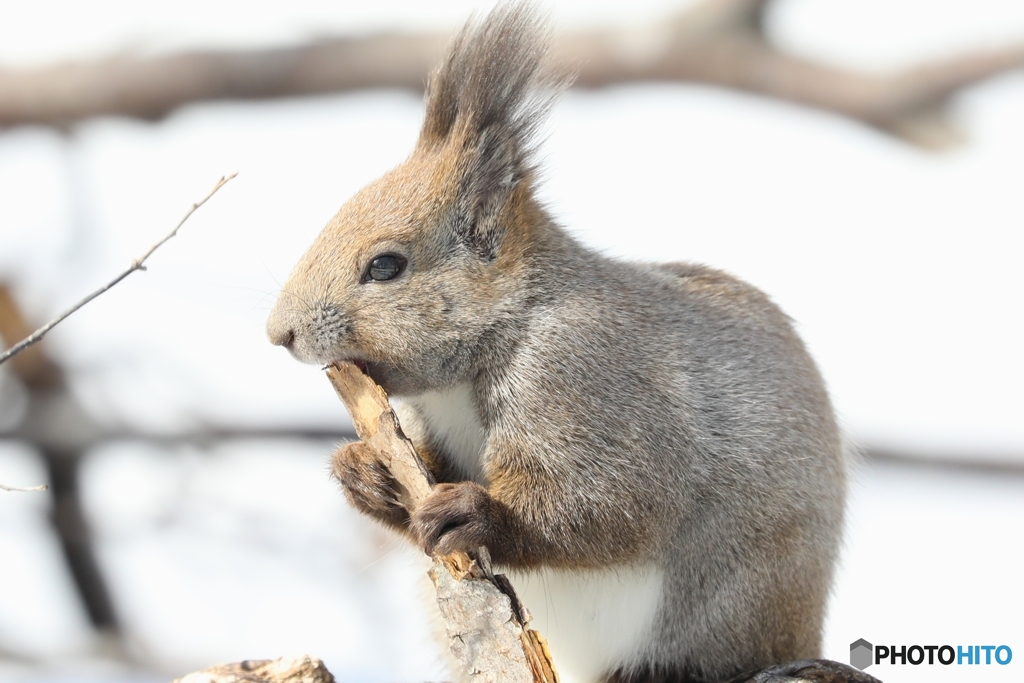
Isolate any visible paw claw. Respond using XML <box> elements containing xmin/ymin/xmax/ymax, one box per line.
<box><xmin>411</xmin><ymin>481</ymin><xmax>492</xmax><ymax>557</ymax></box>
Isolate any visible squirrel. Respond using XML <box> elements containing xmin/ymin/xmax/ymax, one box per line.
<box><xmin>266</xmin><ymin>3</ymin><xmax>846</xmax><ymax>682</ymax></box>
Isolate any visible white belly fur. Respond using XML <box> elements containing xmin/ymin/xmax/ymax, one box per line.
<box><xmin>507</xmin><ymin>565</ymin><xmax>664</xmax><ymax>683</ymax></box>
<box><xmin>400</xmin><ymin>383</ymin><xmax>665</xmax><ymax>683</ymax></box>
<box><xmin>400</xmin><ymin>382</ymin><xmax>488</xmax><ymax>483</ymax></box>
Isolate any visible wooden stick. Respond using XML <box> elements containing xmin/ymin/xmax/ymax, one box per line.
<box><xmin>173</xmin><ymin>655</ymin><xmax>335</xmax><ymax>683</ymax></box>
<box><xmin>325</xmin><ymin>361</ymin><xmax>558</xmax><ymax>683</ymax></box>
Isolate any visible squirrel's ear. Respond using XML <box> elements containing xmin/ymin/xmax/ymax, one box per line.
<box><xmin>456</xmin><ymin>124</ymin><xmax>522</xmax><ymax>260</ymax></box>
<box><xmin>417</xmin><ymin>2</ymin><xmax>570</xmax><ymax>259</ymax></box>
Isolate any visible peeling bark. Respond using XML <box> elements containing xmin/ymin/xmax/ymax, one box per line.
<box><xmin>172</xmin><ymin>656</ymin><xmax>335</xmax><ymax>683</ymax></box>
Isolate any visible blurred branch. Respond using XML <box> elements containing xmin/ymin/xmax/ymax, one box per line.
<box><xmin>0</xmin><ymin>0</ymin><xmax>1022</xmax><ymax>147</ymax></box>
<box><xmin>0</xmin><ymin>174</ymin><xmax>234</xmax><ymax>642</ymax></box>
<box><xmin>0</xmin><ymin>286</ymin><xmax>62</xmax><ymax>385</ymax></box>
<box><xmin>1</xmin><ymin>258</ymin><xmax>351</xmax><ymax>649</ymax></box>
<box><xmin>0</xmin><ymin>173</ymin><xmax>236</xmax><ymax>368</ymax></box>
<box><xmin>0</xmin><ymin>286</ymin><xmax>54</xmax><ymax>493</ymax></box>
<box><xmin>0</xmin><ymin>34</ymin><xmax>447</xmax><ymax>127</ymax></box>
<box><xmin>0</xmin><ymin>306</ymin><xmax>120</xmax><ymax>637</ymax></box>
<box><xmin>0</xmin><ymin>482</ymin><xmax>48</xmax><ymax>492</ymax></box>
<box><xmin>564</xmin><ymin>1</ymin><xmax>1024</xmax><ymax>148</ymax></box>
<box><xmin>866</xmin><ymin>448</ymin><xmax>1024</xmax><ymax>476</ymax></box>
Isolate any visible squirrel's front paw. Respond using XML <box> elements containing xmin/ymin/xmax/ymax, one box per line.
<box><xmin>331</xmin><ymin>441</ymin><xmax>409</xmax><ymax>529</ymax></box>
<box><xmin>411</xmin><ymin>482</ymin><xmax>498</xmax><ymax>557</ymax></box>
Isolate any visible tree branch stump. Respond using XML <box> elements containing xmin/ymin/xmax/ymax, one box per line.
<box><xmin>172</xmin><ymin>656</ymin><xmax>335</xmax><ymax>683</ymax></box>
<box><xmin>325</xmin><ymin>361</ymin><xmax>558</xmax><ymax>683</ymax></box>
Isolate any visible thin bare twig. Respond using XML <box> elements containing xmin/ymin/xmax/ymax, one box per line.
<box><xmin>0</xmin><ymin>173</ymin><xmax>237</xmax><ymax>367</ymax></box>
<box><xmin>0</xmin><ymin>482</ymin><xmax>48</xmax><ymax>492</ymax></box>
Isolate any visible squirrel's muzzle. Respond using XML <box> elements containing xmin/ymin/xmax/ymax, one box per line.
<box><xmin>267</xmin><ymin>293</ymin><xmax>353</xmax><ymax>365</ymax></box>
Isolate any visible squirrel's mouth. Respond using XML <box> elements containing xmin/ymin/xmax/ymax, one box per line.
<box><xmin>335</xmin><ymin>357</ymin><xmax>406</xmax><ymax>394</ymax></box>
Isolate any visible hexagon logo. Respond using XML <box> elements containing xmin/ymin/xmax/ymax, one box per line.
<box><xmin>850</xmin><ymin>638</ymin><xmax>873</xmax><ymax>670</ymax></box>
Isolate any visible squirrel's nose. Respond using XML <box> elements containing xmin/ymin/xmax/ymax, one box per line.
<box><xmin>273</xmin><ymin>328</ymin><xmax>295</xmax><ymax>348</ymax></box>
<box><xmin>266</xmin><ymin>318</ymin><xmax>296</xmax><ymax>349</ymax></box>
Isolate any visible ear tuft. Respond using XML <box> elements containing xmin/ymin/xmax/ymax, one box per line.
<box><xmin>419</xmin><ymin>2</ymin><xmax>571</xmax><ymax>258</ymax></box>
<box><xmin>420</xmin><ymin>2</ymin><xmax>567</xmax><ymax>154</ymax></box>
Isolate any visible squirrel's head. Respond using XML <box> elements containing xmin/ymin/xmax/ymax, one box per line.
<box><xmin>266</xmin><ymin>3</ymin><xmax>566</xmax><ymax>395</ymax></box>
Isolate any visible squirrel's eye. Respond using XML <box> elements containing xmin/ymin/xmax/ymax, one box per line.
<box><xmin>365</xmin><ymin>254</ymin><xmax>407</xmax><ymax>282</ymax></box>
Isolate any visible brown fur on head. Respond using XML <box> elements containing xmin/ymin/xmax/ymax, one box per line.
<box><xmin>266</xmin><ymin>3</ymin><xmax>568</xmax><ymax>395</ymax></box>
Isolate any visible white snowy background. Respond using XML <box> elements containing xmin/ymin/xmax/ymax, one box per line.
<box><xmin>1</xmin><ymin>1</ymin><xmax>1023</xmax><ymax>682</ymax></box>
